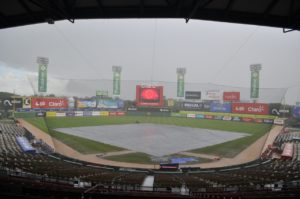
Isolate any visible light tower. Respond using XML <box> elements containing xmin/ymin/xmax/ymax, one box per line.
<box><xmin>250</xmin><ymin>64</ymin><xmax>262</xmax><ymax>102</ymax></box>
<box><xmin>37</xmin><ymin>56</ymin><xmax>49</xmax><ymax>95</ymax></box>
<box><xmin>112</xmin><ymin>66</ymin><xmax>122</xmax><ymax>97</ymax></box>
<box><xmin>176</xmin><ymin>68</ymin><xmax>186</xmax><ymax>98</ymax></box>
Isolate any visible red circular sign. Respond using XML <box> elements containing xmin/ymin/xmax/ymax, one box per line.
<box><xmin>141</xmin><ymin>89</ymin><xmax>159</xmax><ymax>100</ymax></box>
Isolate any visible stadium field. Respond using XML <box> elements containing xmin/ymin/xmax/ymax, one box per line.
<box><xmin>25</xmin><ymin>116</ymin><xmax>272</xmax><ymax>159</ymax></box>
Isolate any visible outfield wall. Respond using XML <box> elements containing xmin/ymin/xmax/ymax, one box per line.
<box><xmin>15</xmin><ymin>110</ymin><xmax>275</xmax><ymax>124</ymax></box>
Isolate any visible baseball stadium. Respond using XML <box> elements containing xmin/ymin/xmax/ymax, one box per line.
<box><xmin>1</xmin><ymin>1</ymin><xmax>300</xmax><ymax>199</ymax></box>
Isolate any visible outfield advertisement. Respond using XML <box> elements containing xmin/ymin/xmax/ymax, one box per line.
<box><xmin>96</xmin><ymin>99</ymin><xmax>124</xmax><ymax>109</ymax></box>
<box><xmin>292</xmin><ymin>107</ymin><xmax>300</xmax><ymax>119</ymax></box>
<box><xmin>202</xmin><ymin>90</ymin><xmax>221</xmax><ymax>101</ymax></box>
<box><xmin>31</xmin><ymin>98</ymin><xmax>68</xmax><ymax>109</ymax></box>
<box><xmin>232</xmin><ymin>103</ymin><xmax>269</xmax><ymax>115</ymax></box>
<box><xmin>180</xmin><ymin>102</ymin><xmax>210</xmax><ymax>111</ymax></box>
<box><xmin>185</xmin><ymin>91</ymin><xmax>201</xmax><ymax>100</ymax></box>
<box><xmin>223</xmin><ymin>92</ymin><xmax>240</xmax><ymax>102</ymax></box>
<box><xmin>210</xmin><ymin>103</ymin><xmax>231</xmax><ymax>113</ymax></box>
<box><xmin>76</xmin><ymin>99</ymin><xmax>96</xmax><ymax>108</ymax></box>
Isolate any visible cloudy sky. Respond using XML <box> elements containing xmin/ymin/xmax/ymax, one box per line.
<box><xmin>0</xmin><ymin>19</ymin><xmax>299</xmax><ymax>103</ymax></box>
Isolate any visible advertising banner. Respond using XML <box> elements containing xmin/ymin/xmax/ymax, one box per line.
<box><xmin>66</xmin><ymin>112</ymin><xmax>75</xmax><ymax>117</ymax></box>
<box><xmin>96</xmin><ymin>90</ymin><xmax>109</xmax><ymax>96</ymax></box>
<box><xmin>31</xmin><ymin>98</ymin><xmax>68</xmax><ymax>109</ymax></box>
<box><xmin>222</xmin><ymin>116</ymin><xmax>232</xmax><ymax>121</ymax></box>
<box><xmin>210</xmin><ymin>103</ymin><xmax>232</xmax><ymax>113</ymax></box>
<box><xmin>223</xmin><ymin>92</ymin><xmax>240</xmax><ymax>102</ymax></box>
<box><xmin>92</xmin><ymin>111</ymin><xmax>100</xmax><ymax>116</ymax></box>
<box><xmin>109</xmin><ymin>112</ymin><xmax>117</xmax><ymax>116</ymax></box>
<box><xmin>292</xmin><ymin>107</ymin><xmax>300</xmax><ymax>119</ymax></box>
<box><xmin>196</xmin><ymin>114</ymin><xmax>205</xmax><ymax>119</ymax></box>
<box><xmin>75</xmin><ymin>111</ymin><xmax>83</xmax><ymax>116</ymax></box>
<box><xmin>99</xmin><ymin>111</ymin><xmax>109</xmax><ymax>116</ymax></box>
<box><xmin>263</xmin><ymin>119</ymin><xmax>274</xmax><ymax>124</ymax></box>
<box><xmin>46</xmin><ymin>111</ymin><xmax>56</xmax><ymax>117</ymax></box>
<box><xmin>167</xmin><ymin>99</ymin><xmax>175</xmax><ymax>107</ymax></box>
<box><xmin>83</xmin><ymin>111</ymin><xmax>92</xmax><ymax>116</ymax></box>
<box><xmin>177</xmin><ymin>73</ymin><xmax>184</xmax><ymax>97</ymax></box>
<box><xmin>96</xmin><ymin>99</ymin><xmax>124</xmax><ymax>109</ymax></box>
<box><xmin>250</xmin><ymin>70</ymin><xmax>260</xmax><ymax>98</ymax></box>
<box><xmin>232</xmin><ymin>103</ymin><xmax>269</xmax><ymax>115</ymax></box>
<box><xmin>23</xmin><ymin>97</ymin><xmax>31</xmax><ymax>109</ymax></box>
<box><xmin>76</xmin><ymin>99</ymin><xmax>96</xmax><ymax>108</ymax></box>
<box><xmin>36</xmin><ymin>112</ymin><xmax>45</xmax><ymax>117</ymax></box>
<box><xmin>56</xmin><ymin>112</ymin><xmax>66</xmax><ymax>117</ymax></box>
<box><xmin>187</xmin><ymin>114</ymin><xmax>196</xmax><ymax>118</ymax></box>
<box><xmin>202</xmin><ymin>90</ymin><xmax>221</xmax><ymax>101</ymax></box>
<box><xmin>117</xmin><ymin>112</ymin><xmax>125</xmax><ymax>116</ymax></box>
<box><xmin>181</xmin><ymin>102</ymin><xmax>211</xmax><ymax>111</ymax></box>
<box><xmin>38</xmin><ymin>64</ymin><xmax>47</xmax><ymax>92</ymax></box>
<box><xmin>185</xmin><ymin>91</ymin><xmax>201</xmax><ymax>100</ymax></box>
<box><xmin>113</xmin><ymin>70</ymin><xmax>121</xmax><ymax>95</ymax></box>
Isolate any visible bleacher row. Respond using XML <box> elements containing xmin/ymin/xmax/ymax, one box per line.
<box><xmin>273</xmin><ymin>130</ymin><xmax>300</xmax><ymax>161</ymax></box>
<box><xmin>1</xmin><ymin>121</ymin><xmax>300</xmax><ymax>198</ymax></box>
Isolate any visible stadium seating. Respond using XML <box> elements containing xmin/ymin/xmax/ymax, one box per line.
<box><xmin>1</xmin><ymin>120</ymin><xmax>300</xmax><ymax>198</ymax></box>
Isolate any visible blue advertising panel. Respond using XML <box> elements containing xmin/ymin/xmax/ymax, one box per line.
<box><xmin>96</xmin><ymin>99</ymin><xmax>124</xmax><ymax>109</ymax></box>
<box><xmin>292</xmin><ymin>107</ymin><xmax>300</xmax><ymax>119</ymax></box>
<box><xmin>210</xmin><ymin>103</ymin><xmax>232</xmax><ymax>113</ymax></box>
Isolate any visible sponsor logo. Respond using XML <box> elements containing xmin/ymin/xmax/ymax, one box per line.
<box><xmin>196</xmin><ymin>114</ymin><xmax>205</xmax><ymax>119</ymax></box>
<box><xmin>233</xmin><ymin>117</ymin><xmax>241</xmax><ymax>121</ymax></box>
<box><xmin>187</xmin><ymin>114</ymin><xmax>196</xmax><ymax>118</ymax></box>
<box><xmin>214</xmin><ymin>116</ymin><xmax>223</xmax><ymax>120</ymax></box>
<box><xmin>222</xmin><ymin>116</ymin><xmax>232</xmax><ymax>121</ymax></box>
<box><xmin>232</xmin><ymin>103</ymin><xmax>269</xmax><ymax>115</ymax></box>
<box><xmin>263</xmin><ymin>119</ymin><xmax>274</xmax><ymax>124</ymax></box>
<box><xmin>205</xmin><ymin>115</ymin><xmax>213</xmax><ymax>119</ymax></box>
<box><xmin>254</xmin><ymin>119</ymin><xmax>263</xmax><ymax>123</ymax></box>
<box><xmin>242</xmin><ymin>118</ymin><xmax>253</xmax><ymax>122</ymax></box>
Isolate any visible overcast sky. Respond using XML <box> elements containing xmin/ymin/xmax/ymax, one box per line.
<box><xmin>0</xmin><ymin>19</ymin><xmax>299</xmax><ymax>103</ymax></box>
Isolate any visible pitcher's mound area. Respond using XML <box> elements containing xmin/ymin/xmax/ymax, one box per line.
<box><xmin>55</xmin><ymin>124</ymin><xmax>249</xmax><ymax>157</ymax></box>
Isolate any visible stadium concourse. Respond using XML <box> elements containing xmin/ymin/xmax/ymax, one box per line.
<box><xmin>18</xmin><ymin>119</ymin><xmax>282</xmax><ymax>169</ymax></box>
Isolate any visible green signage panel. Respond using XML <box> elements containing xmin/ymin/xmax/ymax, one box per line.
<box><xmin>113</xmin><ymin>71</ymin><xmax>121</xmax><ymax>95</ymax></box>
<box><xmin>38</xmin><ymin>64</ymin><xmax>47</xmax><ymax>92</ymax></box>
<box><xmin>177</xmin><ymin>73</ymin><xmax>184</xmax><ymax>97</ymax></box>
<box><xmin>250</xmin><ymin>70</ymin><xmax>259</xmax><ymax>98</ymax></box>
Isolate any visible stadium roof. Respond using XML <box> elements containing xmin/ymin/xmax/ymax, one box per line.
<box><xmin>0</xmin><ymin>0</ymin><xmax>300</xmax><ymax>31</ymax></box>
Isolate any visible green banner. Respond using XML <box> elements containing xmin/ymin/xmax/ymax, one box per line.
<box><xmin>38</xmin><ymin>64</ymin><xmax>47</xmax><ymax>92</ymax></box>
<box><xmin>96</xmin><ymin>90</ymin><xmax>108</xmax><ymax>96</ymax></box>
<box><xmin>177</xmin><ymin>73</ymin><xmax>184</xmax><ymax>97</ymax></box>
<box><xmin>113</xmin><ymin>71</ymin><xmax>121</xmax><ymax>95</ymax></box>
<box><xmin>250</xmin><ymin>70</ymin><xmax>259</xmax><ymax>98</ymax></box>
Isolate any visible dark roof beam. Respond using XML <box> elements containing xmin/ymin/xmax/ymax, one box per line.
<box><xmin>18</xmin><ymin>0</ymin><xmax>37</xmax><ymax>20</ymax></box>
<box><xmin>95</xmin><ymin>0</ymin><xmax>105</xmax><ymax>17</ymax></box>
<box><xmin>176</xmin><ymin>0</ymin><xmax>183</xmax><ymax>17</ymax></box>
<box><xmin>224</xmin><ymin>0</ymin><xmax>235</xmax><ymax>17</ymax></box>
<box><xmin>139</xmin><ymin>0</ymin><xmax>145</xmax><ymax>17</ymax></box>
<box><xmin>186</xmin><ymin>0</ymin><xmax>213</xmax><ymax>23</ymax></box>
<box><xmin>50</xmin><ymin>0</ymin><xmax>75</xmax><ymax>23</ymax></box>
<box><xmin>0</xmin><ymin>12</ymin><xmax>8</xmax><ymax>25</ymax></box>
<box><xmin>62</xmin><ymin>0</ymin><xmax>77</xmax><ymax>18</ymax></box>
<box><xmin>28</xmin><ymin>0</ymin><xmax>74</xmax><ymax>23</ymax></box>
<box><xmin>262</xmin><ymin>0</ymin><xmax>279</xmax><ymax>17</ymax></box>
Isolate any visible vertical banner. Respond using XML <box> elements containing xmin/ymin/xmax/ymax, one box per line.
<box><xmin>112</xmin><ymin>66</ymin><xmax>121</xmax><ymax>96</ymax></box>
<box><xmin>250</xmin><ymin>70</ymin><xmax>259</xmax><ymax>98</ymax></box>
<box><xmin>38</xmin><ymin>64</ymin><xmax>47</xmax><ymax>92</ymax></box>
<box><xmin>250</xmin><ymin>64</ymin><xmax>261</xmax><ymax>99</ymax></box>
<box><xmin>177</xmin><ymin>73</ymin><xmax>184</xmax><ymax>97</ymax></box>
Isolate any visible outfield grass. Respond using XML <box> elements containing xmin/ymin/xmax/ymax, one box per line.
<box><xmin>25</xmin><ymin>116</ymin><xmax>272</xmax><ymax>159</ymax></box>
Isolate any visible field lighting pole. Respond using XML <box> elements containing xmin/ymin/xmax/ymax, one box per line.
<box><xmin>250</xmin><ymin>64</ymin><xmax>262</xmax><ymax>103</ymax></box>
<box><xmin>37</xmin><ymin>56</ymin><xmax>49</xmax><ymax>96</ymax></box>
<box><xmin>176</xmin><ymin>68</ymin><xmax>186</xmax><ymax>99</ymax></box>
<box><xmin>112</xmin><ymin>66</ymin><xmax>122</xmax><ymax>98</ymax></box>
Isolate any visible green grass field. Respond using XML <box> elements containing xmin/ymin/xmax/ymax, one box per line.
<box><xmin>25</xmin><ymin>116</ymin><xmax>272</xmax><ymax>160</ymax></box>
